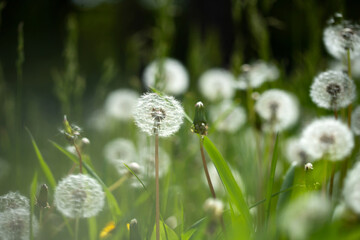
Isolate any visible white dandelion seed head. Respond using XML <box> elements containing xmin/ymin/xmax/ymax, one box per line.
<box><xmin>54</xmin><ymin>174</ymin><xmax>105</xmax><ymax>218</ymax></box>
<box><xmin>104</xmin><ymin>138</ymin><xmax>138</xmax><ymax>176</ymax></box>
<box><xmin>0</xmin><ymin>192</ymin><xmax>29</xmax><ymax>212</ymax></box>
<box><xmin>323</xmin><ymin>19</ymin><xmax>360</xmax><ymax>60</ymax></box>
<box><xmin>133</xmin><ymin>93</ymin><xmax>184</xmax><ymax>137</ymax></box>
<box><xmin>202</xmin><ymin>162</ymin><xmax>245</xmax><ymax>196</ymax></box>
<box><xmin>310</xmin><ymin>70</ymin><xmax>356</xmax><ymax>110</ymax></box>
<box><xmin>236</xmin><ymin>60</ymin><xmax>279</xmax><ymax>90</ymax></box>
<box><xmin>300</xmin><ymin>118</ymin><xmax>354</xmax><ymax>161</ymax></box>
<box><xmin>255</xmin><ymin>89</ymin><xmax>299</xmax><ymax>132</ymax></box>
<box><xmin>0</xmin><ymin>208</ymin><xmax>39</xmax><ymax>240</ymax></box>
<box><xmin>198</xmin><ymin>69</ymin><xmax>236</xmax><ymax>102</ymax></box>
<box><xmin>351</xmin><ymin>106</ymin><xmax>360</xmax><ymax>135</ymax></box>
<box><xmin>285</xmin><ymin>138</ymin><xmax>313</xmax><ymax>165</ymax></box>
<box><xmin>343</xmin><ymin>161</ymin><xmax>360</xmax><ymax>214</ymax></box>
<box><xmin>203</xmin><ymin>198</ymin><xmax>224</xmax><ymax>219</ymax></box>
<box><xmin>279</xmin><ymin>193</ymin><xmax>331</xmax><ymax>240</ymax></box>
<box><xmin>209</xmin><ymin>100</ymin><xmax>247</xmax><ymax>133</ymax></box>
<box><xmin>105</xmin><ymin>89</ymin><xmax>140</xmax><ymax>121</ymax></box>
<box><xmin>143</xmin><ymin>58</ymin><xmax>189</xmax><ymax>95</ymax></box>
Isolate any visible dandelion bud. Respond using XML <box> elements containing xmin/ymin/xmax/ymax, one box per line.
<box><xmin>300</xmin><ymin>118</ymin><xmax>354</xmax><ymax>161</ymax></box>
<box><xmin>129</xmin><ymin>218</ymin><xmax>141</xmax><ymax>240</ymax></box>
<box><xmin>143</xmin><ymin>58</ymin><xmax>189</xmax><ymax>95</ymax></box>
<box><xmin>36</xmin><ymin>184</ymin><xmax>50</xmax><ymax>209</ymax></box>
<box><xmin>198</xmin><ymin>69</ymin><xmax>236</xmax><ymax>102</ymax></box>
<box><xmin>133</xmin><ymin>93</ymin><xmax>184</xmax><ymax>137</ymax></box>
<box><xmin>343</xmin><ymin>162</ymin><xmax>360</xmax><ymax>214</ymax></box>
<box><xmin>192</xmin><ymin>101</ymin><xmax>208</xmax><ymax>136</ymax></box>
<box><xmin>54</xmin><ymin>174</ymin><xmax>105</xmax><ymax>218</ymax></box>
<box><xmin>323</xmin><ymin>15</ymin><xmax>360</xmax><ymax>60</ymax></box>
<box><xmin>304</xmin><ymin>163</ymin><xmax>313</xmax><ymax>171</ymax></box>
<box><xmin>203</xmin><ymin>198</ymin><xmax>224</xmax><ymax>219</ymax></box>
<box><xmin>310</xmin><ymin>70</ymin><xmax>356</xmax><ymax>110</ymax></box>
<box><xmin>255</xmin><ymin>89</ymin><xmax>299</xmax><ymax>132</ymax></box>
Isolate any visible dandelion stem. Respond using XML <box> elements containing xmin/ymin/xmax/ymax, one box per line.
<box><xmin>74</xmin><ymin>217</ymin><xmax>79</xmax><ymax>240</ymax></box>
<box><xmin>200</xmin><ymin>137</ymin><xmax>216</xmax><ymax>199</ymax></box>
<box><xmin>108</xmin><ymin>175</ymin><xmax>128</xmax><ymax>192</ymax></box>
<box><xmin>155</xmin><ymin>132</ymin><xmax>160</xmax><ymax>240</ymax></box>
<box><xmin>73</xmin><ymin>142</ymin><xmax>83</xmax><ymax>174</ymax></box>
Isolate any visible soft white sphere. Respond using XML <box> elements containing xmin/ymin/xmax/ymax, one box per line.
<box><xmin>105</xmin><ymin>89</ymin><xmax>139</xmax><ymax>121</ymax></box>
<box><xmin>285</xmin><ymin>138</ymin><xmax>313</xmax><ymax>165</ymax></box>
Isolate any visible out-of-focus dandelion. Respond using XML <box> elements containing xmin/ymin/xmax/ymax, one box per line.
<box><xmin>138</xmin><ymin>146</ymin><xmax>170</xmax><ymax>180</ymax></box>
<box><xmin>143</xmin><ymin>58</ymin><xmax>189</xmax><ymax>95</ymax></box>
<box><xmin>329</xmin><ymin>58</ymin><xmax>360</xmax><ymax>78</ymax></box>
<box><xmin>279</xmin><ymin>193</ymin><xmax>331</xmax><ymax>240</ymax></box>
<box><xmin>304</xmin><ymin>163</ymin><xmax>313</xmax><ymax>171</ymax></box>
<box><xmin>343</xmin><ymin>161</ymin><xmax>360</xmax><ymax>214</ymax></box>
<box><xmin>300</xmin><ymin>118</ymin><xmax>354</xmax><ymax>161</ymax></box>
<box><xmin>0</xmin><ymin>192</ymin><xmax>29</xmax><ymax>211</ymax></box>
<box><xmin>203</xmin><ymin>198</ymin><xmax>224</xmax><ymax>220</ymax></box>
<box><xmin>236</xmin><ymin>60</ymin><xmax>279</xmax><ymax>90</ymax></box>
<box><xmin>255</xmin><ymin>89</ymin><xmax>299</xmax><ymax>132</ymax></box>
<box><xmin>310</xmin><ymin>70</ymin><xmax>356</xmax><ymax>111</ymax></box>
<box><xmin>54</xmin><ymin>174</ymin><xmax>105</xmax><ymax>218</ymax></box>
<box><xmin>104</xmin><ymin>138</ymin><xmax>138</xmax><ymax>176</ymax></box>
<box><xmin>209</xmin><ymin>100</ymin><xmax>246</xmax><ymax>133</ymax></box>
<box><xmin>323</xmin><ymin>14</ymin><xmax>360</xmax><ymax>60</ymax></box>
<box><xmin>351</xmin><ymin>106</ymin><xmax>360</xmax><ymax>135</ymax></box>
<box><xmin>285</xmin><ymin>138</ymin><xmax>313</xmax><ymax>165</ymax></box>
<box><xmin>104</xmin><ymin>89</ymin><xmax>139</xmax><ymax>121</ymax></box>
<box><xmin>198</xmin><ymin>69</ymin><xmax>236</xmax><ymax>102</ymax></box>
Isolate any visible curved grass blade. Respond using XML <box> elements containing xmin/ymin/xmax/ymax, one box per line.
<box><xmin>123</xmin><ymin>163</ymin><xmax>147</xmax><ymax>191</ymax></box>
<box><xmin>202</xmin><ymin>136</ymin><xmax>252</xmax><ymax>231</ymax></box>
<box><xmin>26</xmin><ymin>128</ymin><xmax>56</xmax><ymax>189</ymax></box>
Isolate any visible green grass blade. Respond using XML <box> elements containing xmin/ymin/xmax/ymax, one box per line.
<box><xmin>30</xmin><ymin>172</ymin><xmax>37</xmax><ymax>240</ymax></box>
<box><xmin>276</xmin><ymin>163</ymin><xmax>296</xmax><ymax>214</ymax></box>
<box><xmin>26</xmin><ymin>128</ymin><xmax>56</xmax><ymax>189</ymax></box>
<box><xmin>123</xmin><ymin>163</ymin><xmax>147</xmax><ymax>191</ymax></box>
<box><xmin>202</xmin><ymin>136</ymin><xmax>252</xmax><ymax>231</ymax></box>
<box><xmin>150</xmin><ymin>220</ymin><xmax>179</xmax><ymax>240</ymax></box>
<box><xmin>265</xmin><ymin>133</ymin><xmax>280</xmax><ymax>225</ymax></box>
<box><xmin>50</xmin><ymin>140</ymin><xmax>78</xmax><ymax>164</ymax></box>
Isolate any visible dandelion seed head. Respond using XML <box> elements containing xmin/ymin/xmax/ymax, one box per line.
<box><xmin>285</xmin><ymin>138</ymin><xmax>313</xmax><ymax>165</ymax></box>
<box><xmin>105</xmin><ymin>89</ymin><xmax>139</xmax><ymax>121</ymax></box>
<box><xmin>343</xmin><ymin>161</ymin><xmax>360</xmax><ymax>214</ymax></box>
<box><xmin>104</xmin><ymin>138</ymin><xmax>138</xmax><ymax>176</ymax></box>
<box><xmin>300</xmin><ymin>118</ymin><xmax>354</xmax><ymax>161</ymax></box>
<box><xmin>255</xmin><ymin>89</ymin><xmax>299</xmax><ymax>132</ymax></box>
<box><xmin>209</xmin><ymin>100</ymin><xmax>246</xmax><ymax>133</ymax></box>
<box><xmin>236</xmin><ymin>61</ymin><xmax>279</xmax><ymax>90</ymax></box>
<box><xmin>279</xmin><ymin>193</ymin><xmax>331</xmax><ymax>240</ymax></box>
<box><xmin>54</xmin><ymin>174</ymin><xmax>105</xmax><ymax>218</ymax></box>
<box><xmin>351</xmin><ymin>106</ymin><xmax>360</xmax><ymax>135</ymax></box>
<box><xmin>310</xmin><ymin>70</ymin><xmax>356</xmax><ymax>110</ymax></box>
<box><xmin>198</xmin><ymin>69</ymin><xmax>236</xmax><ymax>102</ymax></box>
<box><xmin>203</xmin><ymin>198</ymin><xmax>224</xmax><ymax>219</ymax></box>
<box><xmin>133</xmin><ymin>93</ymin><xmax>184</xmax><ymax>137</ymax></box>
<box><xmin>0</xmin><ymin>192</ymin><xmax>29</xmax><ymax>212</ymax></box>
<box><xmin>0</xmin><ymin>208</ymin><xmax>38</xmax><ymax>240</ymax></box>
<box><xmin>143</xmin><ymin>58</ymin><xmax>189</xmax><ymax>95</ymax></box>
<box><xmin>323</xmin><ymin>17</ymin><xmax>360</xmax><ymax>60</ymax></box>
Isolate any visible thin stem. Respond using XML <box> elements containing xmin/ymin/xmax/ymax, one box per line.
<box><xmin>155</xmin><ymin>132</ymin><xmax>160</xmax><ymax>240</ymax></box>
<box><xmin>108</xmin><ymin>175</ymin><xmax>128</xmax><ymax>192</ymax></box>
<box><xmin>347</xmin><ymin>48</ymin><xmax>352</xmax><ymax>128</ymax></box>
<box><xmin>39</xmin><ymin>209</ymin><xmax>43</xmax><ymax>226</ymax></box>
<box><xmin>322</xmin><ymin>160</ymin><xmax>328</xmax><ymax>197</ymax></box>
<box><xmin>200</xmin><ymin>137</ymin><xmax>216</xmax><ymax>199</ymax></box>
<box><xmin>74</xmin><ymin>217</ymin><xmax>79</xmax><ymax>240</ymax></box>
<box><xmin>73</xmin><ymin>142</ymin><xmax>83</xmax><ymax>174</ymax></box>
<box><xmin>329</xmin><ymin>165</ymin><xmax>336</xmax><ymax>198</ymax></box>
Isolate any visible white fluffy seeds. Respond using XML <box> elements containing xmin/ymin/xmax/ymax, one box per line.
<box><xmin>285</xmin><ymin>138</ymin><xmax>313</xmax><ymax>165</ymax></box>
<box><xmin>310</xmin><ymin>70</ymin><xmax>356</xmax><ymax>110</ymax></box>
<box><xmin>104</xmin><ymin>89</ymin><xmax>140</xmax><ymax>121</ymax></box>
<box><xmin>143</xmin><ymin>58</ymin><xmax>189</xmax><ymax>95</ymax></box>
<box><xmin>54</xmin><ymin>174</ymin><xmax>105</xmax><ymax>218</ymax></box>
<box><xmin>300</xmin><ymin>118</ymin><xmax>354</xmax><ymax>161</ymax></box>
<box><xmin>133</xmin><ymin>93</ymin><xmax>184</xmax><ymax>137</ymax></box>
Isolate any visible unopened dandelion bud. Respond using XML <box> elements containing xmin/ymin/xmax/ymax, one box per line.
<box><xmin>192</xmin><ymin>101</ymin><xmax>208</xmax><ymax>136</ymax></box>
<box><xmin>54</xmin><ymin>174</ymin><xmax>105</xmax><ymax>218</ymax></box>
<box><xmin>36</xmin><ymin>184</ymin><xmax>50</xmax><ymax>209</ymax></box>
<box><xmin>304</xmin><ymin>163</ymin><xmax>313</xmax><ymax>171</ymax></box>
<box><xmin>203</xmin><ymin>198</ymin><xmax>224</xmax><ymax>220</ymax></box>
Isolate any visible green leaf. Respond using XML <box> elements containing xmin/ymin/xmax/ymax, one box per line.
<box><xmin>30</xmin><ymin>172</ymin><xmax>37</xmax><ymax>240</ymax></box>
<box><xmin>276</xmin><ymin>163</ymin><xmax>296</xmax><ymax>214</ymax></box>
<box><xmin>150</xmin><ymin>221</ymin><xmax>179</xmax><ymax>240</ymax></box>
<box><xmin>88</xmin><ymin>217</ymin><xmax>97</xmax><ymax>240</ymax></box>
<box><xmin>26</xmin><ymin>128</ymin><xmax>56</xmax><ymax>189</ymax></box>
<box><xmin>50</xmin><ymin>140</ymin><xmax>78</xmax><ymax>164</ymax></box>
<box><xmin>202</xmin><ymin>136</ymin><xmax>252</xmax><ymax>231</ymax></box>
<box><xmin>52</xmin><ymin>141</ymin><xmax>122</xmax><ymax>220</ymax></box>
<box><xmin>181</xmin><ymin>229</ymin><xmax>196</xmax><ymax>240</ymax></box>
<box><xmin>265</xmin><ymin>133</ymin><xmax>280</xmax><ymax>224</ymax></box>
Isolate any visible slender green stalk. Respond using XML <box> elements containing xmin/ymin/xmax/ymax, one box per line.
<box><xmin>155</xmin><ymin>132</ymin><xmax>160</xmax><ymax>240</ymax></box>
<box><xmin>75</xmin><ymin>218</ymin><xmax>79</xmax><ymax>240</ymax></box>
<box><xmin>73</xmin><ymin>142</ymin><xmax>83</xmax><ymax>174</ymax></box>
<box><xmin>108</xmin><ymin>175</ymin><xmax>128</xmax><ymax>192</ymax></box>
<box><xmin>200</xmin><ymin>138</ymin><xmax>216</xmax><ymax>199</ymax></box>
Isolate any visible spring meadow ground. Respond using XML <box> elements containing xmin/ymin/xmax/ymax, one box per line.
<box><xmin>2</xmin><ymin>0</ymin><xmax>360</xmax><ymax>240</ymax></box>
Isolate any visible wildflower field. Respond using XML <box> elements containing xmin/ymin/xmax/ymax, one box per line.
<box><xmin>1</xmin><ymin>0</ymin><xmax>360</xmax><ymax>239</ymax></box>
